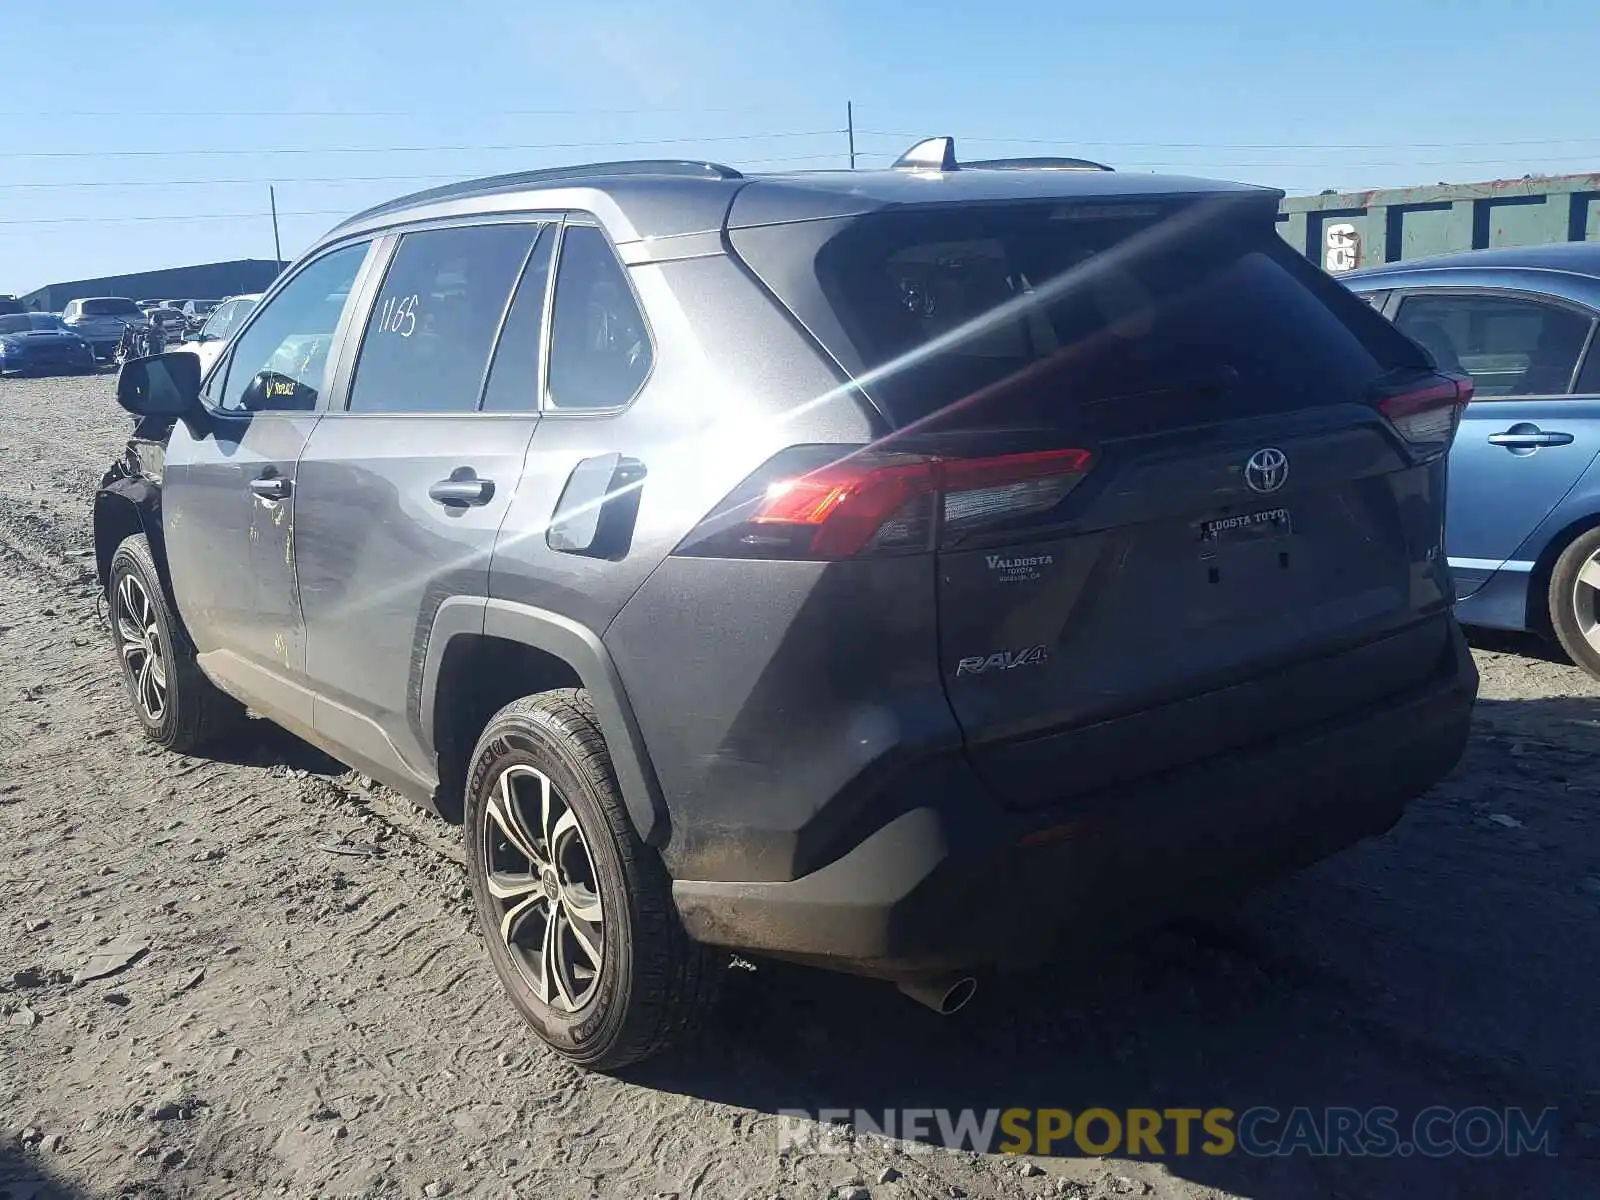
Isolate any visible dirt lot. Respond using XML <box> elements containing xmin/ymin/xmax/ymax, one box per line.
<box><xmin>1</xmin><ymin>373</ymin><xmax>1597</xmax><ymax>1200</ymax></box>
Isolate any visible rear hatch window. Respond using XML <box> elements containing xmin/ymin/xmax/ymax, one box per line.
<box><xmin>81</xmin><ymin>298</ymin><xmax>142</xmax><ymax>318</ymax></box>
<box><xmin>806</xmin><ymin>198</ymin><xmax>1423</xmax><ymax>433</ymax></box>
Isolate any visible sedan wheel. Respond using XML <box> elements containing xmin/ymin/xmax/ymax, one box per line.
<box><xmin>1547</xmin><ymin>526</ymin><xmax>1600</xmax><ymax>681</ymax></box>
<box><xmin>1570</xmin><ymin>549</ymin><xmax>1600</xmax><ymax>655</ymax></box>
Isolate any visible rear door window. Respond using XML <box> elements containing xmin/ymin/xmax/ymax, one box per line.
<box><xmin>1393</xmin><ymin>291</ymin><xmax>1594</xmax><ymax>397</ymax></box>
<box><xmin>347</xmin><ymin>222</ymin><xmax>539</xmax><ymax>414</ymax></box>
<box><xmin>480</xmin><ymin>227</ymin><xmax>555</xmax><ymax>412</ymax></box>
<box><xmin>807</xmin><ymin>202</ymin><xmax>1422</xmax><ymax>433</ymax></box>
<box><xmin>1576</xmin><ymin>334</ymin><xmax>1600</xmax><ymax>395</ymax></box>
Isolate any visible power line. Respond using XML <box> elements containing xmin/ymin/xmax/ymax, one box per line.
<box><xmin>0</xmin><ymin>152</ymin><xmax>847</xmax><ymax>191</ymax></box>
<box><xmin>852</xmin><ymin>143</ymin><xmax>1600</xmax><ymax>172</ymax></box>
<box><xmin>0</xmin><ymin>154</ymin><xmax>858</xmax><ymax>231</ymax></box>
<box><xmin>0</xmin><ymin>209</ymin><xmax>349</xmax><ymax>227</ymax></box>
<box><xmin>2</xmin><ymin>129</ymin><xmax>843</xmax><ymax>160</ymax></box>
<box><xmin>860</xmin><ymin>130</ymin><xmax>1600</xmax><ymax>152</ymax></box>
<box><xmin>0</xmin><ymin>104</ymin><xmax>837</xmax><ymax>119</ymax></box>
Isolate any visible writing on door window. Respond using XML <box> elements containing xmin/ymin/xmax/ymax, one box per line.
<box><xmin>376</xmin><ymin>293</ymin><xmax>419</xmax><ymax>338</ymax></box>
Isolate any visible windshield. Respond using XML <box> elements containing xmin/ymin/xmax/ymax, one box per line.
<box><xmin>79</xmin><ymin>298</ymin><xmax>142</xmax><ymax>317</ymax></box>
<box><xmin>0</xmin><ymin>315</ymin><xmax>33</xmax><ymax>334</ymax></box>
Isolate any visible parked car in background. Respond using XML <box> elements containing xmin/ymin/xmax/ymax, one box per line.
<box><xmin>0</xmin><ymin>295</ymin><xmax>26</xmax><ymax>316</ymax></box>
<box><xmin>97</xmin><ymin>144</ymin><xmax>1477</xmax><ymax>1069</ymax></box>
<box><xmin>144</xmin><ymin>306</ymin><xmax>188</xmax><ymax>339</ymax></box>
<box><xmin>1345</xmin><ymin>243</ymin><xmax>1600</xmax><ymax>679</ymax></box>
<box><xmin>179</xmin><ymin>300</ymin><xmax>219</xmax><ymax>332</ymax></box>
<box><xmin>62</xmin><ymin>297</ymin><xmax>148</xmax><ymax>362</ymax></box>
<box><xmin>0</xmin><ymin>312</ymin><xmax>96</xmax><ymax>376</ymax></box>
<box><xmin>182</xmin><ymin>292</ymin><xmax>259</xmax><ymax>376</ymax></box>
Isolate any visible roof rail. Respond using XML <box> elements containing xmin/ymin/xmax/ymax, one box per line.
<box><xmin>966</xmin><ymin>155</ymin><xmax>1114</xmax><ymax>172</ymax></box>
<box><xmin>889</xmin><ymin>137</ymin><xmax>1114</xmax><ymax>173</ymax></box>
<box><xmin>333</xmin><ymin>159</ymin><xmax>745</xmax><ymax>231</ymax></box>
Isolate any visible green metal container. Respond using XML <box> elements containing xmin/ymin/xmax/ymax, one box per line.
<box><xmin>1278</xmin><ymin>172</ymin><xmax>1600</xmax><ymax>275</ymax></box>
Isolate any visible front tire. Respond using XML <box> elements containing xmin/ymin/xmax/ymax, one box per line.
<box><xmin>464</xmin><ymin>690</ymin><xmax>718</xmax><ymax>1071</ymax></box>
<box><xmin>107</xmin><ymin>535</ymin><xmax>243</xmax><ymax>752</ymax></box>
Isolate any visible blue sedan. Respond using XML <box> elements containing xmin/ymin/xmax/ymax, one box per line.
<box><xmin>1344</xmin><ymin>243</ymin><xmax>1600</xmax><ymax>678</ymax></box>
<box><xmin>0</xmin><ymin>312</ymin><xmax>97</xmax><ymax>376</ymax></box>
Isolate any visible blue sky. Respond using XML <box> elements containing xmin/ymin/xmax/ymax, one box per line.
<box><xmin>4</xmin><ymin>0</ymin><xmax>1597</xmax><ymax>292</ymax></box>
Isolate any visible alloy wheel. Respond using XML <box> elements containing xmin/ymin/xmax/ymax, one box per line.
<box><xmin>115</xmin><ymin>572</ymin><xmax>167</xmax><ymax>723</ymax></box>
<box><xmin>1573</xmin><ymin>549</ymin><xmax>1600</xmax><ymax>654</ymax></box>
<box><xmin>480</xmin><ymin>763</ymin><xmax>605</xmax><ymax>1012</ymax></box>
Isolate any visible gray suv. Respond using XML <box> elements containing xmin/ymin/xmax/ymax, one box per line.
<box><xmin>95</xmin><ymin>139</ymin><xmax>1479</xmax><ymax>1070</ymax></box>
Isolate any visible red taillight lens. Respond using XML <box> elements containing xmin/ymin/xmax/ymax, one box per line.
<box><xmin>750</xmin><ymin>456</ymin><xmax>939</xmax><ymax>558</ymax></box>
<box><xmin>1374</xmin><ymin>371</ymin><xmax>1473</xmax><ymax>455</ymax></box>
<box><xmin>681</xmin><ymin>447</ymin><xmax>1094</xmax><ymax>560</ymax></box>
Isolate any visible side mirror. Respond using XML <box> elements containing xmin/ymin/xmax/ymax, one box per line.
<box><xmin>115</xmin><ymin>350</ymin><xmax>202</xmax><ymax>418</ymax></box>
<box><xmin>241</xmin><ymin>370</ymin><xmax>316</xmax><ymax>412</ymax></box>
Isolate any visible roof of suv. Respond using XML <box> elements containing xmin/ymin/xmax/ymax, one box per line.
<box><xmin>317</xmin><ymin>142</ymin><xmax>1282</xmax><ymax>253</ymax></box>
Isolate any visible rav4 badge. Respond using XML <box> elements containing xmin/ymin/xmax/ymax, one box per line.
<box><xmin>955</xmin><ymin>645</ymin><xmax>1050</xmax><ymax>677</ymax></box>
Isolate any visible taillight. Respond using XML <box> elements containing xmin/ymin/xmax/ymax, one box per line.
<box><xmin>1373</xmin><ymin>370</ymin><xmax>1473</xmax><ymax>457</ymax></box>
<box><xmin>677</xmin><ymin>447</ymin><xmax>1094</xmax><ymax>560</ymax></box>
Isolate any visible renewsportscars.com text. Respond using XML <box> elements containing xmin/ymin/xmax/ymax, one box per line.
<box><xmin>776</xmin><ymin>1106</ymin><xmax>1560</xmax><ymax>1159</ymax></box>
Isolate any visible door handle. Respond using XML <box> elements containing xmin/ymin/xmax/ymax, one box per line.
<box><xmin>1488</xmin><ymin>428</ymin><xmax>1574</xmax><ymax>448</ymax></box>
<box><xmin>428</xmin><ymin>476</ymin><xmax>494</xmax><ymax>507</ymax></box>
<box><xmin>249</xmin><ymin>475</ymin><xmax>291</xmax><ymax>501</ymax></box>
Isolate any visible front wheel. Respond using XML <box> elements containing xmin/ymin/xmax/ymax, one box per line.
<box><xmin>1547</xmin><ymin>525</ymin><xmax>1600</xmax><ymax>680</ymax></box>
<box><xmin>107</xmin><ymin>536</ymin><xmax>244</xmax><ymax>752</ymax></box>
<box><xmin>464</xmin><ymin>690</ymin><xmax>718</xmax><ymax>1070</ymax></box>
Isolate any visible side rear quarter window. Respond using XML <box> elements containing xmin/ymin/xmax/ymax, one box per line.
<box><xmin>1394</xmin><ymin>291</ymin><xmax>1594</xmax><ymax>398</ymax></box>
<box><xmin>545</xmin><ymin>225</ymin><xmax>652</xmax><ymax>411</ymax></box>
<box><xmin>347</xmin><ymin>222</ymin><xmax>540</xmax><ymax>415</ymax></box>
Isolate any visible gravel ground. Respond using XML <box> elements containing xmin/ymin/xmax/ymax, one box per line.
<box><xmin>1</xmin><ymin>372</ymin><xmax>1597</xmax><ymax>1200</ymax></box>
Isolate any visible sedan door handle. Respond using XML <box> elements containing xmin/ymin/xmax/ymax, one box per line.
<box><xmin>1488</xmin><ymin>428</ymin><xmax>1575</xmax><ymax>448</ymax></box>
<box><xmin>249</xmin><ymin>475</ymin><xmax>291</xmax><ymax>501</ymax></box>
<box><xmin>428</xmin><ymin>476</ymin><xmax>494</xmax><ymax>507</ymax></box>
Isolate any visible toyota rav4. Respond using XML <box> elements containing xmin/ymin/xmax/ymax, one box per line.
<box><xmin>94</xmin><ymin>139</ymin><xmax>1479</xmax><ymax>1070</ymax></box>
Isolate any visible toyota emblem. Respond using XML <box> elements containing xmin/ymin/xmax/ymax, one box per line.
<box><xmin>1243</xmin><ymin>447</ymin><xmax>1289</xmax><ymax>494</ymax></box>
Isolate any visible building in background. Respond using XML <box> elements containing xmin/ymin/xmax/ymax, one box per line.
<box><xmin>1281</xmin><ymin>172</ymin><xmax>1600</xmax><ymax>275</ymax></box>
<box><xmin>23</xmin><ymin>259</ymin><xmax>283</xmax><ymax>312</ymax></box>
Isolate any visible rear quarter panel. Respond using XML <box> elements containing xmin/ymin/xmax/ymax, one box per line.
<box><xmin>488</xmin><ymin>251</ymin><xmax>873</xmax><ymax>634</ymax></box>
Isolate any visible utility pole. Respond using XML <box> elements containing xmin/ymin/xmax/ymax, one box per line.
<box><xmin>847</xmin><ymin>100</ymin><xmax>856</xmax><ymax>170</ymax></box>
<box><xmin>269</xmin><ymin>185</ymin><xmax>283</xmax><ymax>271</ymax></box>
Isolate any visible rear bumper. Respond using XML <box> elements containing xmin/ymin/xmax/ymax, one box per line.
<box><xmin>672</xmin><ymin>618</ymin><xmax>1477</xmax><ymax>980</ymax></box>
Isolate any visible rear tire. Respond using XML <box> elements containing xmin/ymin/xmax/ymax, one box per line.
<box><xmin>1547</xmin><ymin>526</ymin><xmax>1600</xmax><ymax>680</ymax></box>
<box><xmin>107</xmin><ymin>535</ymin><xmax>244</xmax><ymax>753</ymax></box>
<box><xmin>464</xmin><ymin>689</ymin><xmax>718</xmax><ymax>1071</ymax></box>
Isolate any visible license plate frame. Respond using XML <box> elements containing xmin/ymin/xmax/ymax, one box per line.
<box><xmin>1199</xmin><ymin>506</ymin><xmax>1293</xmax><ymax>547</ymax></box>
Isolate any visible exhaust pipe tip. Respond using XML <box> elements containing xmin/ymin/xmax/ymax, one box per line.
<box><xmin>897</xmin><ymin>975</ymin><xmax>978</xmax><ymax>1015</ymax></box>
